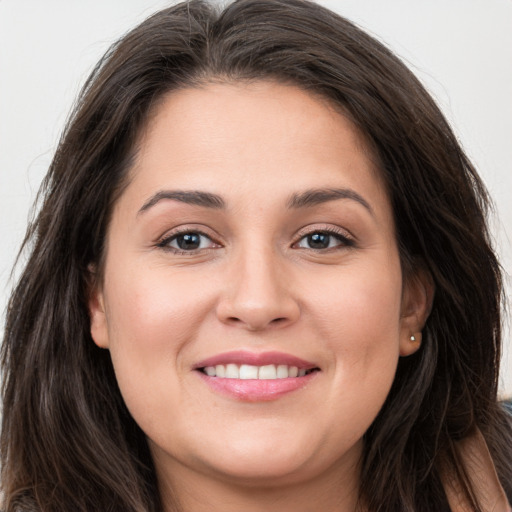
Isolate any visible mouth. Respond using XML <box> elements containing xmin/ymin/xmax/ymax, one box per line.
<box><xmin>199</xmin><ymin>364</ymin><xmax>319</xmax><ymax>379</ymax></box>
<box><xmin>193</xmin><ymin>351</ymin><xmax>321</xmax><ymax>401</ymax></box>
<box><xmin>194</xmin><ymin>350</ymin><xmax>320</xmax><ymax>378</ymax></box>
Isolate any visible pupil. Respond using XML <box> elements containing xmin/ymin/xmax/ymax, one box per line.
<box><xmin>308</xmin><ymin>233</ymin><xmax>329</xmax><ymax>249</ymax></box>
<box><xmin>177</xmin><ymin>233</ymin><xmax>200</xmax><ymax>250</ymax></box>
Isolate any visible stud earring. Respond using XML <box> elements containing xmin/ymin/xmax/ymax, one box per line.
<box><xmin>410</xmin><ymin>334</ymin><xmax>416</xmax><ymax>342</ymax></box>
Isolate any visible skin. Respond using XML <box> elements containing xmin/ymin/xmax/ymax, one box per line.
<box><xmin>89</xmin><ymin>81</ymin><xmax>432</xmax><ymax>512</ymax></box>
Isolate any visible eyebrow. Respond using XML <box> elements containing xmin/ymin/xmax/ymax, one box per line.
<box><xmin>138</xmin><ymin>190</ymin><xmax>225</xmax><ymax>215</ymax></box>
<box><xmin>137</xmin><ymin>187</ymin><xmax>373</xmax><ymax>216</ymax></box>
<box><xmin>286</xmin><ymin>187</ymin><xmax>374</xmax><ymax>215</ymax></box>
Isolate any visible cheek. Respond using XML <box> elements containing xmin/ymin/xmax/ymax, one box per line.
<box><xmin>101</xmin><ymin>266</ymin><xmax>221</xmax><ymax>439</ymax></box>
<box><xmin>102</xmin><ymin>266</ymin><xmax>217</xmax><ymax>395</ymax></box>
<box><xmin>309</xmin><ymin>259</ymin><xmax>403</xmax><ymax>414</ymax></box>
<box><xmin>105</xmin><ymin>266</ymin><xmax>214</xmax><ymax>346</ymax></box>
<box><xmin>313</xmin><ymin>258</ymin><xmax>402</xmax><ymax>346</ymax></box>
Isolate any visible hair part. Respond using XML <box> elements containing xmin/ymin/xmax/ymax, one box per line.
<box><xmin>2</xmin><ymin>1</ymin><xmax>510</xmax><ymax>510</ymax></box>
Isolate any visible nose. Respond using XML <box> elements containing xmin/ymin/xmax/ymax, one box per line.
<box><xmin>215</xmin><ymin>248</ymin><xmax>300</xmax><ymax>331</ymax></box>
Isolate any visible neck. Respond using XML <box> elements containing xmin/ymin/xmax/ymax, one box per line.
<box><xmin>154</xmin><ymin>448</ymin><xmax>363</xmax><ymax>512</ymax></box>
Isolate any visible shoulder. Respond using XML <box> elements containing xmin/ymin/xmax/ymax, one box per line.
<box><xmin>443</xmin><ymin>429</ymin><xmax>511</xmax><ymax>512</ymax></box>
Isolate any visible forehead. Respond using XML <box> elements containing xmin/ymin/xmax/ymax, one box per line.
<box><xmin>123</xmin><ymin>81</ymin><xmax>390</xmax><ymax>221</ymax></box>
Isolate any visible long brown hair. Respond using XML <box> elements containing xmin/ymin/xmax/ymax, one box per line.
<box><xmin>2</xmin><ymin>1</ymin><xmax>511</xmax><ymax>510</ymax></box>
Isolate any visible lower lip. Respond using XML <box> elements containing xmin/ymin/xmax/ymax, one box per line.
<box><xmin>197</xmin><ymin>371</ymin><xmax>318</xmax><ymax>402</ymax></box>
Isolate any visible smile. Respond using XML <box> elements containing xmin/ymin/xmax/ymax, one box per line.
<box><xmin>194</xmin><ymin>351</ymin><xmax>320</xmax><ymax>401</ymax></box>
<box><xmin>201</xmin><ymin>364</ymin><xmax>316</xmax><ymax>379</ymax></box>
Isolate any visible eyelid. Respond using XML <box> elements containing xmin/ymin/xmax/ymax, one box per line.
<box><xmin>292</xmin><ymin>224</ymin><xmax>356</xmax><ymax>249</ymax></box>
<box><xmin>154</xmin><ymin>223</ymin><xmax>355</xmax><ymax>254</ymax></box>
<box><xmin>156</xmin><ymin>225</ymin><xmax>222</xmax><ymax>253</ymax></box>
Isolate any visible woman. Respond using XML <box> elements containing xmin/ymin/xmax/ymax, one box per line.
<box><xmin>1</xmin><ymin>0</ymin><xmax>511</xmax><ymax>510</ymax></box>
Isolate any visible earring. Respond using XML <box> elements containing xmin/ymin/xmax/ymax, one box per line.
<box><xmin>410</xmin><ymin>335</ymin><xmax>416</xmax><ymax>342</ymax></box>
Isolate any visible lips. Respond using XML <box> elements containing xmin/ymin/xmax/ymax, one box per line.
<box><xmin>194</xmin><ymin>350</ymin><xmax>320</xmax><ymax>401</ymax></box>
<box><xmin>194</xmin><ymin>350</ymin><xmax>317</xmax><ymax>370</ymax></box>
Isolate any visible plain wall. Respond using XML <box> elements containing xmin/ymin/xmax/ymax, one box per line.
<box><xmin>1</xmin><ymin>0</ymin><xmax>511</xmax><ymax>395</ymax></box>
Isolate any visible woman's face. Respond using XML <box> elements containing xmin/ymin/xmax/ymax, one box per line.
<box><xmin>90</xmin><ymin>82</ymin><xmax>427</xmax><ymax>491</ymax></box>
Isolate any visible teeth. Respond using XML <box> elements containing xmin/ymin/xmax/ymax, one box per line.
<box><xmin>259</xmin><ymin>364</ymin><xmax>277</xmax><ymax>379</ymax></box>
<box><xmin>239</xmin><ymin>364</ymin><xmax>258</xmax><ymax>379</ymax></box>
<box><xmin>205</xmin><ymin>366</ymin><xmax>216</xmax><ymax>376</ymax></box>
<box><xmin>276</xmin><ymin>365</ymin><xmax>289</xmax><ymax>378</ymax></box>
<box><xmin>202</xmin><ymin>364</ymin><xmax>312</xmax><ymax>379</ymax></box>
<box><xmin>225</xmin><ymin>363</ymin><xmax>239</xmax><ymax>379</ymax></box>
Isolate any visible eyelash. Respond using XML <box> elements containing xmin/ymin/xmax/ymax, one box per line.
<box><xmin>293</xmin><ymin>226</ymin><xmax>355</xmax><ymax>251</ymax></box>
<box><xmin>156</xmin><ymin>226</ymin><xmax>355</xmax><ymax>255</ymax></box>
<box><xmin>156</xmin><ymin>228</ymin><xmax>219</xmax><ymax>255</ymax></box>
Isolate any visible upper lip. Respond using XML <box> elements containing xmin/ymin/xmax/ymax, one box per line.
<box><xmin>194</xmin><ymin>350</ymin><xmax>318</xmax><ymax>370</ymax></box>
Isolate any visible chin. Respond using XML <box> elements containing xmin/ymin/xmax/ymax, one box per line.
<box><xmin>188</xmin><ymin>430</ymin><xmax>361</xmax><ymax>488</ymax></box>
<box><xmin>202</xmin><ymin>452</ymin><xmax>318</xmax><ymax>487</ymax></box>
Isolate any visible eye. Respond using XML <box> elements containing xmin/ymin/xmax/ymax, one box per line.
<box><xmin>158</xmin><ymin>231</ymin><xmax>218</xmax><ymax>252</ymax></box>
<box><xmin>295</xmin><ymin>230</ymin><xmax>353</xmax><ymax>250</ymax></box>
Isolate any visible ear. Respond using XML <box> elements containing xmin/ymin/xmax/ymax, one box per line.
<box><xmin>87</xmin><ymin>266</ymin><xmax>110</xmax><ymax>349</ymax></box>
<box><xmin>399</xmin><ymin>264</ymin><xmax>435</xmax><ymax>357</ymax></box>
